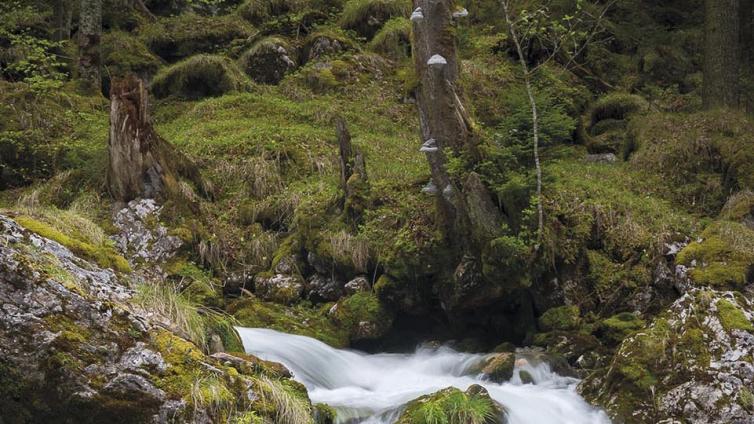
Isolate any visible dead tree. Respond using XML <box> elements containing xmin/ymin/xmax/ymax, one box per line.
<box><xmin>107</xmin><ymin>76</ymin><xmax>210</xmax><ymax>203</ymax></box>
<box><xmin>335</xmin><ymin>116</ymin><xmax>369</xmax><ymax>224</ymax></box>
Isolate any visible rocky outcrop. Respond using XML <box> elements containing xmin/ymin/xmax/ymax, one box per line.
<box><xmin>396</xmin><ymin>385</ymin><xmax>507</xmax><ymax>424</ymax></box>
<box><xmin>580</xmin><ymin>288</ymin><xmax>754</xmax><ymax>423</ymax></box>
<box><xmin>0</xmin><ymin>214</ymin><xmax>312</xmax><ymax>423</ymax></box>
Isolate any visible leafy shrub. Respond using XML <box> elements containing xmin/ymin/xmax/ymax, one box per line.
<box><xmin>151</xmin><ymin>54</ymin><xmax>251</xmax><ymax>99</ymax></box>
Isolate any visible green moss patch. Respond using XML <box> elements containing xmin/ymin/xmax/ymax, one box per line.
<box><xmin>716</xmin><ymin>299</ymin><xmax>753</xmax><ymax>332</ymax></box>
<box><xmin>151</xmin><ymin>55</ymin><xmax>251</xmax><ymax>99</ymax></box>
<box><xmin>538</xmin><ymin>305</ymin><xmax>580</xmax><ymax>332</ymax></box>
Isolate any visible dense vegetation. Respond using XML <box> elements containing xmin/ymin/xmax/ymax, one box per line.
<box><xmin>1</xmin><ymin>0</ymin><xmax>753</xmax><ymax>422</ymax></box>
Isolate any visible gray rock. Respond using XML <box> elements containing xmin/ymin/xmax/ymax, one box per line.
<box><xmin>307</xmin><ymin>274</ymin><xmax>344</xmax><ymax>302</ymax></box>
<box><xmin>254</xmin><ymin>273</ymin><xmax>304</xmax><ymax>304</ymax></box>
<box><xmin>344</xmin><ymin>276</ymin><xmax>371</xmax><ymax>295</ymax></box>
<box><xmin>585</xmin><ymin>153</ymin><xmax>617</xmax><ymax>163</ymax></box>
<box><xmin>111</xmin><ymin>198</ymin><xmax>182</xmax><ymax>267</ymax></box>
<box><xmin>104</xmin><ymin>373</ymin><xmax>166</xmax><ymax>402</ymax></box>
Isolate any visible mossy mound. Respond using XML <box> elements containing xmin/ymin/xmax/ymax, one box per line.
<box><xmin>368</xmin><ymin>17</ymin><xmax>410</xmax><ymax>58</ymax></box>
<box><xmin>238</xmin><ymin>37</ymin><xmax>298</xmax><ymax>84</ymax></box>
<box><xmin>629</xmin><ymin>111</ymin><xmax>754</xmax><ymax>214</ymax></box>
<box><xmin>140</xmin><ymin>13</ymin><xmax>253</xmax><ymax>61</ymax></box>
<box><xmin>151</xmin><ymin>55</ymin><xmax>251</xmax><ymax>99</ymax></box>
<box><xmin>228</xmin><ymin>296</ymin><xmax>349</xmax><ymax>347</ymax></box>
<box><xmin>396</xmin><ymin>385</ymin><xmax>505</xmax><ymax>424</ymax></box>
<box><xmin>102</xmin><ymin>31</ymin><xmax>163</xmax><ymax>79</ymax></box>
<box><xmin>676</xmin><ymin>220</ymin><xmax>754</xmax><ymax>289</ymax></box>
<box><xmin>581</xmin><ymin>93</ymin><xmax>648</xmax><ymax>155</ymax></box>
<box><xmin>538</xmin><ymin>305</ymin><xmax>580</xmax><ymax>332</ymax></box>
<box><xmin>238</xmin><ymin>0</ymin><xmax>305</xmax><ymax>24</ymax></box>
<box><xmin>332</xmin><ymin>291</ymin><xmax>394</xmax><ymax>341</ymax></box>
<box><xmin>339</xmin><ymin>0</ymin><xmax>410</xmax><ymax>39</ymax></box>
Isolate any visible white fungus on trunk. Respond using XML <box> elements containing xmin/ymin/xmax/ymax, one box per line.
<box><xmin>452</xmin><ymin>7</ymin><xmax>468</xmax><ymax>18</ymax></box>
<box><xmin>411</xmin><ymin>7</ymin><xmax>424</xmax><ymax>22</ymax></box>
<box><xmin>421</xmin><ymin>181</ymin><xmax>438</xmax><ymax>195</ymax></box>
<box><xmin>427</xmin><ymin>54</ymin><xmax>447</xmax><ymax>67</ymax></box>
<box><xmin>420</xmin><ymin>138</ymin><xmax>438</xmax><ymax>152</ymax></box>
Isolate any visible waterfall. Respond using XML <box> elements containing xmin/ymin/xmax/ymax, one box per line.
<box><xmin>237</xmin><ymin>327</ymin><xmax>611</xmax><ymax>424</ymax></box>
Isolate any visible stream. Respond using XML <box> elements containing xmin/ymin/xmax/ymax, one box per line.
<box><xmin>237</xmin><ymin>327</ymin><xmax>611</xmax><ymax>424</ymax></box>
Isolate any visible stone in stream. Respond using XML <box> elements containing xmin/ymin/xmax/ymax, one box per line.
<box><xmin>396</xmin><ymin>385</ymin><xmax>508</xmax><ymax>424</ymax></box>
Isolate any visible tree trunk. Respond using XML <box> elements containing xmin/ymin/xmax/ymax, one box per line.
<box><xmin>78</xmin><ymin>0</ymin><xmax>102</xmax><ymax>94</ymax></box>
<box><xmin>335</xmin><ymin>116</ymin><xmax>370</xmax><ymax>224</ymax></box>
<box><xmin>703</xmin><ymin>0</ymin><xmax>741</xmax><ymax>110</ymax></box>
<box><xmin>53</xmin><ymin>0</ymin><xmax>72</xmax><ymax>41</ymax></box>
<box><xmin>741</xmin><ymin>0</ymin><xmax>753</xmax><ymax>112</ymax></box>
<box><xmin>107</xmin><ymin>76</ymin><xmax>210</xmax><ymax>203</ymax></box>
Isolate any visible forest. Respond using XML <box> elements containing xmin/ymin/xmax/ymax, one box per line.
<box><xmin>0</xmin><ymin>0</ymin><xmax>753</xmax><ymax>423</ymax></box>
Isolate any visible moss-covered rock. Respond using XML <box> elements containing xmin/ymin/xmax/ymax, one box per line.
<box><xmin>538</xmin><ymin>305</ymin><xmax>580</xmax><ymax>332</ymax></box>
<box><xmin>332</xmin><ymin>291</ymin><xmax>394</xmax><ymax>341</ymax></box>
<box><xmin>140</xmin><ymin>13</ymin><xmax>253</xmax><ymax>61</ymax></box>
<box><xmin>101</xmin><ymin>31</ymin><xmax>163</xmax><ymax>79</ymax></box>
<box><xmin>238</xmin><ymin>37</ymin><xmax>298</xmax><ymax>84</ymax></box>
<box><xmin>580</xmin><ymin>289</ymin><xmax>754</xmax><ymax>423</ymax></box>
<box><xmin>151</xmin><ymin>54</ymin><xmax>251</xmax><ymax>99</ymax></box>
<box><xmin>368</xmin><ymin>17</ymin><xmax>410</xmax><ymax>58</ymax></box>
<box><xmin>476</xmin><ymin>352</ymin><xmax>515</xmax><ymax>383</ymax></box>
<box><xmin>396</xmin><ymin>385</ymin><xmax>506</xmax><ymax>424</ymax></box>
<box><xmin>339</xmin><ymin>0</ymin><xmax>410</xmax><ymax>39</ymax></box>
<box><xmin>676</xmin><ymin>220</ymin><xmax>754</xmax><ymax>289</ymax></box>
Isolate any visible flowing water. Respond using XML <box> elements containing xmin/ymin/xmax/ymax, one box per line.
<box><xmin>237</xmin><ymin>327</ymin><xmax>611</xmax><ymax>424</ymax></box>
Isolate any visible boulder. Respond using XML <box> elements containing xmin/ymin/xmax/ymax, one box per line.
<box><xmin>254</xmin><ymin>273</ymin><xmax>304</xmax><ymax>304</ymax></box>
<box><xmin>397</xmin><ymin>385</ymin><xmax>507</xmax><ymax>424</ymax></box>
<box><xmin>307</xmin><ymin>274</ymin><xmax>345</xmax><ymax>302</ymax></box>
<box><xmin>344</xmin><ymin>276</ymin><xmax>371</xmax><ymax>295</ymax></box>
<box><xmin>238</xmin><ymin>37</ymin><xmax>298</xmax><ymax>84</ymax></box>
<box><xmin>476</xmin><ymin>352</ymin><xmax>515</xmax><ymax>383</ymax></box>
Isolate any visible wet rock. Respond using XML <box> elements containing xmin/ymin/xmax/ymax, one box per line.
<box><xmin>397</xmin><ymin>385</ymin><xmax>507</xmax><ymax>424</ymax></box>
<box><xmin>307</xmin><ymin>274</ymin><xmax>344</xmax><ymax>302</ymax></box>
<box><xmin>254</xmin><ymin>273</ymin><xmax>304</xmax><ymax>304</ymax></box>
<box><xmin>476</xmin><ymin>352</ymin><xmax>515</xmax><ymax>383</ymax></box>
<box><xmin>344</xmin><ymin>276</ymin><xmax>371</xmax><ymax>295</ymax></box>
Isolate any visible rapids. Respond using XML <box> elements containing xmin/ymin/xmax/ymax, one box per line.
<box><xmin>237</xmin><ymin>327</ymin><xmax>611</xmax><ymax>424</ymax></box>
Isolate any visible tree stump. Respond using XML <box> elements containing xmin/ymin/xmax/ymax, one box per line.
<box><xmin>107</xmin><ymin>75</ymin><xmax>210</xmax><ymax>203</ymax></box>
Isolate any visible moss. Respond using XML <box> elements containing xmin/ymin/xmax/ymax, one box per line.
<box><xmin>538</xmin><ymin>305</ymin><xmax>580</xmax><ymax>332</ymax></box>
<box><xmin>368</xmin><ymin>17</ymin><xmax>410</xmax><ymax>58</ymax></box>
<box><xmin>140</xmin><ymin>13</ymin><xmax>253</xmax><ymax>61</ymax></box>
<box><xmin>740</xmin><ymin>388</ymin><xmax>754</xmax><ymax>412</ymax></box>
<box><xmin>676</xmin><ymin>221</ymin><xmax>754</xmax><ymax>289</ymax></box>
<box><xmin>313</xmin><ymin>403</ymin><xmax>336</xmax><ymax>424</ymax></box>
<box><xmin>238</xmin><ymin>0</ymin><xmax>305</xmax><ymax>24</ymax></box>
<box><xmin>151</xmin><ymin>54</ymin><xmax>251</xmax><ymax>99</ymax></box>
<box><xmin>101</xmin><ymin>31</ymin><xmax>163</xmax><ymax>78</ymax></box>
<box><xmin>228</xmin><ymin>297</ymin><xmax>349</xmax><ymax>347</ymax></box>
<box><xmin>16</xmin><ymin>216</ymin><xmax>131</xmax><ymax>273</ymax></box>
<box><xmin>340</xmin><ymin>0</ymin><xmax>411</xmax><ymax>39</ymax></box>
<box><xmin>588</xmin><ymin>93</ymin><xmax>648</xmax><ymax>127</ymax></box>
<box><xmin>397</xmin><ymin>386</ymin><xmax>500</xmax><ymax>424</ymax></box>
<box><xmin>716</xmin><ymin>299</ymin><xmax>754</xmax><ymax>332</ymax></box>
<box><xmin>333</xmin><ymin>291</ymin><xmax>393</xmax><ymax>341</ymax></box>
<box><xmin>601</xmin><ymin>312</ymin><xmax>645</xmax><ymax>345</ymax></box>
<box><xmin>238</xmin><ymin>37</ymin><xmax>297</xmax><ymax>85</ymax></box>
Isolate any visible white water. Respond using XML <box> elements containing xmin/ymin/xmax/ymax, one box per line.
<box><xmin>237</xmin><ymin>327</ymin><xmax>611</xmax><ymax>424</ymax></box>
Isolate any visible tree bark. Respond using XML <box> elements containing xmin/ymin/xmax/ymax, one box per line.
<box><xmin>741</xmin><ymin>0</ymin><xmax>753</xmax><ymax>112</ymax></box>
<box><xmin>703</xmin><ymin>0</ymin><xmax>741</xmax><ymax>110</ymax></box>
<box><xmin>78</xmin><ymin>0</ymin><xmax>102</xmax><ymax>94</ymax></box>
<box><xmin>107</xmin><ymin>76</ymin><xmax>210</xmax><ymax>203</ymax></box>
<box><xmin>335</xmin><ymin>116</ymin><xmax>369</xmax><ymax>224</ymax></box>
<box><xmin>53</xmin><ymin>0</ymin><xmax>72</xmax><ymax>41</ymax></box>
<box><xmin>411</xmin><ymin>0</ymin><xmax>503</xmax><ymax>252</ymax></box>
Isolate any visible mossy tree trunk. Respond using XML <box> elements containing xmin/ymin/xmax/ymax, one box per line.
<box><xmin>78</xmin><ymin>0</ymin><xmax>102</xmax><ymax>94</ymax></box>
<box><xmin>336</xmin><ymin>116</ymin><xmax>370</xmax><ymax>225</ymax></box>
<box><xmin>107</xmin><ymin>76</ymin><xmax>210</xmax><ymax>203</ymax></box>
<box><xmin>703</xmin><ymin>0</ymin><xmax>741</xmax><ymax>110</ymax></box>
<box><xmin>411</xmin><ymin>0</ymin><xmax>503</xmax><ymax>256</ymax></box>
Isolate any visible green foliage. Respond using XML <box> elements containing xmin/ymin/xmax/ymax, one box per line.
<box><xmin>340</xmin><ymin>0</ymin><xmax>410</xmax><ymax>39</ymax></box>
<box><xmin>716</xmin><ymin>299</ymin><xmax>753</xmax><ymax>332</ymax></box>
<box><xmin>238</xmin><ymin>0</ymin><xmax>305</xmax><ymax>24</ymax></box>
<box><xmin>151</xmin><ymin>54</ymin><xmax>251</xmax><ymax>99</ymax></box>
<box><xmin>601</xmin><ymin>312</ymin><xmax>645</xmax><ymax>345</ymax></box>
